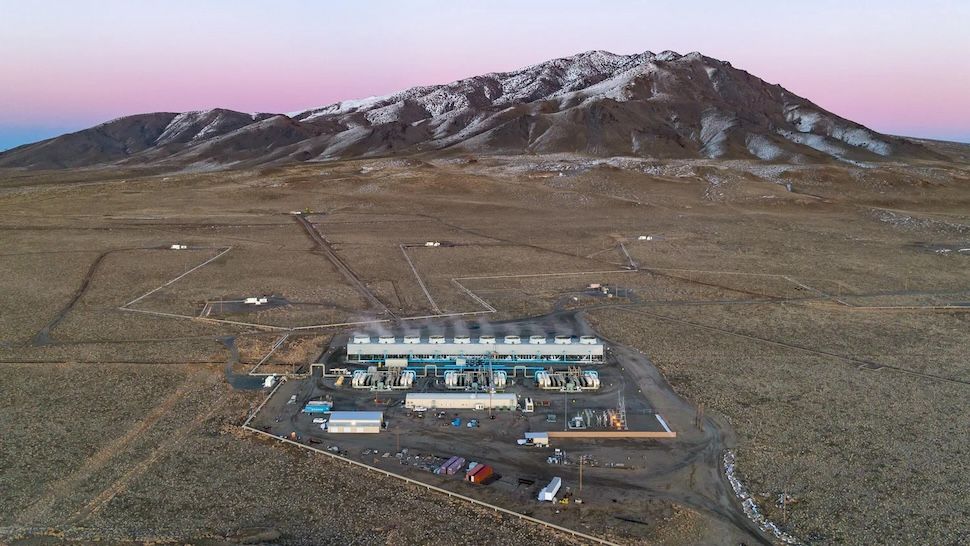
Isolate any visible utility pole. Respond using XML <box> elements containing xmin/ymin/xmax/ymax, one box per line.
<box><xmin>579</xmin><ymin>454</ymin><xmax>584</xmax><ymax>493</ymax></box>
<box><xmin>563</xmin><ymin>389</ymin><xmax>568</xmax><ymax>431</ymax></box>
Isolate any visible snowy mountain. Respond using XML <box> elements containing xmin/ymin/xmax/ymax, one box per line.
<box><xmin>0</xmin><ymin>50</ymin><xmax>946</xmax><ymax>169</ymax></box>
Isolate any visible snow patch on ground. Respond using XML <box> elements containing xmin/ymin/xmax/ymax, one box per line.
<box><xmin>724</xmin><ymin>451</ymin><xmax>801</xmax><ymax>545</ymax></box>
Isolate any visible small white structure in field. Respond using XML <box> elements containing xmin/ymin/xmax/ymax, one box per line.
<box><xmin>263</xmin><ymin>375</ymin><xmax>277</xmax><ymax>388</ymax></box>
<box><xmin>244</xmin><ymin>297</ymin><xmax>269</xmax><ymax>305</ymax></box>
<box><xmin>424</xmin><ymin>241</ymin><xmax>441</xmax><ymax>247</ymax></box>
<box><xmin>538</xmin><ymin>477</ymin><xmax>562</xmax><ymax>502</ymax></box>
<box><xmin>170</xmin><ymin>244</ymin><xmax>188</xmax><ymax>250</ymax></box>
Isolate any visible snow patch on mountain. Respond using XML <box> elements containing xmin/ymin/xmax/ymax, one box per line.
<box><xmin>699</xmin><ymin>110</ymin><xmax>739</xmax><ymax>158</ymax></box>
<box><xmin>746</xmin><ymin>135</ymin><xmax>787</xmax><ymax>161</ymax></box>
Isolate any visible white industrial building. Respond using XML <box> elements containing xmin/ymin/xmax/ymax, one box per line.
<box><xmin>325</xmin><ymin>411</ymin><xmax>383</xmax><ymax>433</ymax></box>
<box><xmin>405</xmin><ymin>392</ymin><xmax>518</xmax><ymax>410</ymax></box>
<box><xmin>347</xmin><ymin>334</ymin><xmax>603</xmax><ymax>364</ymax></box>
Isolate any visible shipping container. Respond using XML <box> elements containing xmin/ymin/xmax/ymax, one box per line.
<box><xmin>467</xmin><ymin>464</ymin><xmax>494</xmax><ymax>484</ymax></box>
<box><xmin>445</xmin><ymin>457</ymin><xmax>466</xmax><ymax>475</ymax></box>
<box><xmin>438</xmin><ymin>456</ymin><xmax>459</xmax><ymax>474</ymax></box>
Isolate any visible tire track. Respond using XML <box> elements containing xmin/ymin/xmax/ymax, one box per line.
<box><xmin>293</xmin><ymin>215</ymin><xmax>393</xmax><ymax>317</ymax></box>
<box><xmin>68</xmin><ymin>391</ymin><xmax>227</xmax><ymax>524</ymax></box>
<box><xmin>13</xmin><ymin>379</ymin><xmax>193</xmax><ymax>525</ymax></box>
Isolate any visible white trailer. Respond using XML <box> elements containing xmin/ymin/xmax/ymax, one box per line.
<box><xmin>538</xmin><ymin>477</ymin><xmax>562</xmax><ymax>501</ymax></box>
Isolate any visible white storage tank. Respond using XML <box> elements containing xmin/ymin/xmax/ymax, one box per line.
<box><xmin>554</xmin><ymin>335</ymin><xmax>572</xmax><ymax>345</ymax></box>
<box><xmin>453</xmin><ymin>335</ymin><xmax>471</xmax><ymax>344</ymax></box>
<box><xmin>403</xmin><ymin>335</ymin><xmax>421</xmax><ymax>344</ymax></box>
<box><xmin>504</xmin><ymin>335</ymin><xmax>521</xmax><ymax>345</ymax></box>
<box><xmin>529</xmin><ymin>335</ymin><xmax>547</xmax><ymax>345</ymax></box>
<box><xmin>444</xmin><ymin>371</ymin><xmax>460</xmax><ymax>388</ymax></box>
<box><xmin>579</xmin><ymin>336</ymin><xmax>598</xmax><ymax>345</ymax></box>
<box><xmin>534</xmin><ymin>371</ymin><xmax>551</xmax><ymax>388</ymax></box>
<box><xmin>429</xmin><ymin>335</ymin><xmax>446</xmax><ymax>344</ymax></box>
<box><xmin>399</xmin><ymin>370</ymin><xmax>415</xmax><ymax>389</ymax></box>
<box><xmin>352</xmin><ymin>334</ymin><xmax>371</xmax><ymax>344</ymax></box>
<box><xmin>378</xmin><ymin>336</ymin><xmax>395</xmax><ymax>344</ymax></box>
<box><xmin>351</xmin><ymin>369</ymin><xmax>370</xmax><ymax>388</ymax></box>
<box><xmin>492</xmin><ymin>371</ymin><xmax>508</xmax><ymax>389</ymax></box>
<box><xmin>478</xmin><ymin>335</ymin><xmax>496</xmax><ymax>344</ymax></box>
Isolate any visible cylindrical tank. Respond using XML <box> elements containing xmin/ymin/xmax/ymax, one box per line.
<box><xmin>492</xmin><ymin>371</ymin><xmax>507</xmax><ymax>389</ymax></box>
<box><xmin>444</xmin><ymin>371</ymin><xmax>459</xmax><ymax>388</ymax></box>
<box><xmin>352</xmin><ymin>334</ymin><xmax>370</xmax><ymax>344</ymax></box>
<box><xmin>403</xmin><ymin>370</ymin><xmax>415</xmax><ymax>388</ymax></box>
<box><xmin>529</xmin><ymin>335</ymin><xmax>547</xmax><ymax>345</ymax></box>
<box><xmin>554</xmin><ymin>335</ymin><xmax>572</xmax><ymax>345</ymax></box>
<box><xmin>579</xmin><ymin>335</ymin><xmax>598</xmax><ymax>345</ymax></box>
<box><xmin>453</xmin><ymin>335</ymin><xmax>471</xmax><ymax>344</ymax></box>
<box><xmin>429</xmin><ymin>335</ymin><xmax>446</xmax><ymax>344</ymax></box>
<box><xmin>478</xmin><ymin>335</ymin><xmax>496</xmax><ymax>344</ymax></box>
<box><xmin>352</xmin><ymin>370</ymin><xmax>369</xmax><ymax>388</ymax></box>
<box><xmin>504</xmin><ymin>335</ymin><xmax>521</xmax><ymax>345</ymax></box>
<box><xmin>378</xmin><ymin>336</ymin><xmax>395</xmax><ymax>344</ymax></box>
<box><xmin>403</xmin><ymin>335</ymin><xmax>420</xmax><ymax>344</ymax></box>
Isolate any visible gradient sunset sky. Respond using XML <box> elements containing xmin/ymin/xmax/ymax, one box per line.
<box><xmin>1</xmin><ymin>0</ymin><xmax>968</xmax><ymax>150</ymax></box>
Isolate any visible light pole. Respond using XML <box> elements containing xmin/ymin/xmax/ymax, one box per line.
<box><xmin>563</xmin><ymin>389</ymin><xmax>568</xmax><ymax>431</ymax></box>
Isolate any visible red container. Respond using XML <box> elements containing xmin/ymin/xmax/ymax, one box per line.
<box><xmin>467</xmin><ymin>464</ymin><xmax>493</xmax><ymax>484</ymax></box>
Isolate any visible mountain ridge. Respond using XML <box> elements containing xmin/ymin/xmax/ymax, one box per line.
<box><xmin>0</xmin><ymin>50</ymin><xmax>948</xmax><ymax>169</ymax></box>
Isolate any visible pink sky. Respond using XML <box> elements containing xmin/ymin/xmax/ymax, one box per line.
<box><xmin>1</xmin><ymin>1</ymin><xmax>968</xmax><ymax>149</ymax></box>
